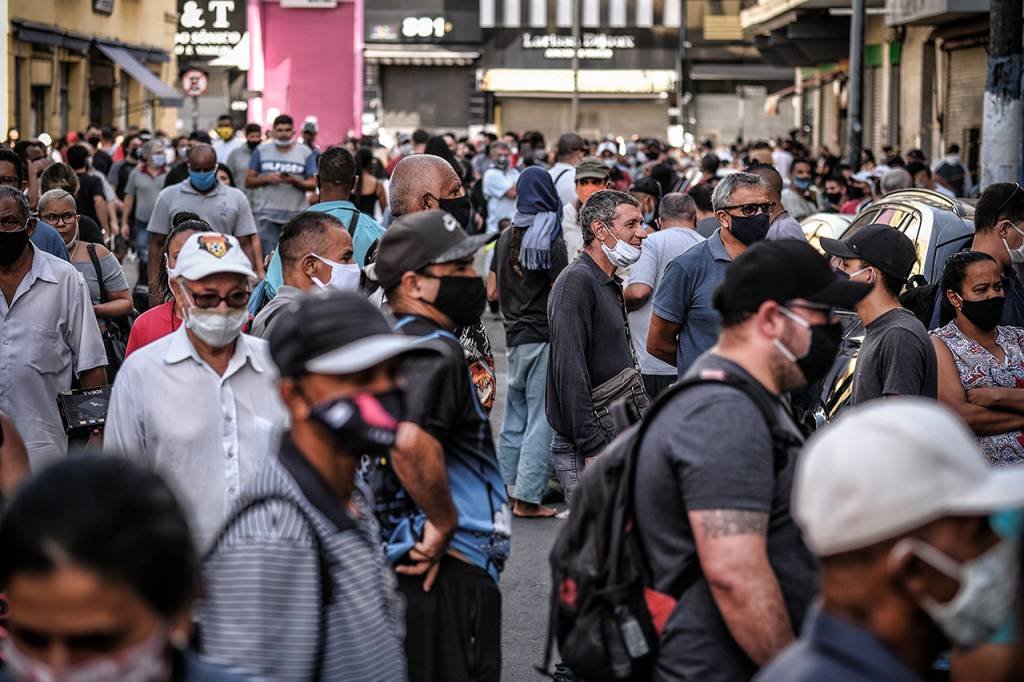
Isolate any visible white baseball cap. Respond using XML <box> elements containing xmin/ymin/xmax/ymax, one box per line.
<box><xmin>794</xmin><ymin>399</ymin><xmax>1024</xmax><ymax>557</ymax></box>
<box><xmin>169</xmin><ymin>232</ymin><xmax>256</xmax><ymax>282</ymax></box>
<box><xmin>851</xmin><ymin>170</ymin><xmax>873</xmax><ymax>183</ymax></box>
<box><xmin>597</xmin><ymin>141</ymin><xmax>618</xmax><ymax>155</ymax></box>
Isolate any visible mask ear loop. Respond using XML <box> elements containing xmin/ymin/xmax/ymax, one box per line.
<box><xmin>890</xmin><ymin>538</ymin><xmax>963</xmax><ymax>582</ymax></box>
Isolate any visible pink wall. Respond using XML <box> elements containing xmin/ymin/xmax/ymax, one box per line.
<box><xmin>249</xmin><ymin>0</ymin><xmax>363</xmax><ymax>145</ymax></box>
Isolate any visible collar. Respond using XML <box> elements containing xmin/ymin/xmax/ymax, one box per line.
<box><xmin>275</xmin><ymin>284</ymin><xmax>304</xmax><ymax>300</ymax></box>
<box><xmin>163</xmin><ymin>324</ymin><xmax>266</xmax><ymax>374</ymax></box>
<box><xmin>805</xmin><ymin>606</ymin><xmax>922</xmax><ymax>682</ymax></box>
<box><xmin>708</xmin><ymin>229</ymin><xmax>732</xmax><ymax>262</ymax></box>
<box><xmin>23</xmin><ymin>244</ymin><xmax>58</xmax><ymax>286</ymax></box>
<box><xmin>309</xmin><ymin>199</ymin><xmax>356</xmax><ymax>212</ymax></box>
<box><xmin>177</xmin><ymin>179</ymin><xmax>224</xmax><ymax>197</ymax></box>
<box><xmin>579</xmin><ymin>250</ymin><xmax>615</xmax><ymax>285</ymax></box>
<box><xmin>278</xmin><ymin>434</ymin><xmax>357</xmax><ymax>532</ymax></box>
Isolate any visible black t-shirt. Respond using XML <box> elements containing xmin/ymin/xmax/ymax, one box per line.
<box><xmin>92</xmin><ymin>149</ymin><xmax>112</xmax><ymax>175</ymax></box>
<box><xmin>490</xmin><ymin>229</ymin><xmax>567</xmax><ymax>346</ymax></box>
<box><xmin>165</xmin><ymin>162</ymin><xmax>189</xmax><ymax>188</ymax></box>
<box><xmin>75</xmin><ymin>172</ymin><xmax>104</xmax><ymax>226</ymax></box>
<box><xmin>633</xmin><ymin>353</ymin><xmax>817</xmax><ymax>681</ymax></box>
<box><xmin>77</xmin><ymin>215</ymin><xmax>105</xmax><ymax>244</ymax></box>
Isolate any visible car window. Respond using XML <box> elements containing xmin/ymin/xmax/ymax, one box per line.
<box><xmin>844</xmin><ymin>203</ymin><xmax>928</xmax><ymax>277</ymax></box>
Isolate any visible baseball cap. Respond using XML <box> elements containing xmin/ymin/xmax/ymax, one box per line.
<box><xmin>575</xmin><ymin>157</ymin><xmax>609</xmax><ymax>181</ymax></box>
<box><xmin>713</xmin><ymin>240</ymin><xmax>872</xmax><ymax>316</ymax></box>
<box><xmin>795</xmin><ymin>399</ymin><xmax>1024</xmax><ymax>556</ymax></box>
<box><xmin>851</xmin><ymin>170</ymin><xmax>873</xmax><ymax>183</ymax></box>
<box><xmin>819</xmin><ymin>223</ymin><xmax>918</xmax><ymax>281</ymax></box>
<box><xmin>268</xmin><ymin>291</ymin><xmax>440</xmax><ymax>378</ymax></box>
<box><xmin>169</xmin><ymin>233</ymin><xmax>256</xmax><ymax>281</ymax></box>
<box><xmin>302</xmin><ymin>120</ymin><xmax>318</xmax><ymax>134</ymax></box>
<box><xmin>630</xmin><ymin>177</ymin><xmax>662</xmax><ymax>200</ymax></box>
<box><xmin>374</xmin><ymin>210</ymin><xmax>496</xmax><ymax>291</ymax></box>
<box><xmin>597</xmin><ymin>141</ymin><xmax>618</xmax><ymax>156</ymax></box>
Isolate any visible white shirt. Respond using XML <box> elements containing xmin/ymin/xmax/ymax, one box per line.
<box><xmin>0</xmin><ymin>246</ymin><xmax>107</xmax><ymax>469</ymax></box>
<box><xmin>105</xmin><ymin>326</ymin><xmax>288</xmax><ymax>547</ymax></box>
<box><xmin>549</xmin><ymin>162</ymin><xmax>577</xmax><ymax>208</ymax></box>
<box><xmin>213</xmin><ymin>135</ymin><xmax>245</xmax><ymax>164</ymax></box>
<box><xmin>482</xmin><ymin>167</ymin><xmax>519</xmax><ymax>234</ymax></box>
<box><xmin>562</xmin><ymin>201</ymin><xmax>584</xmax><ymax>260</ymax></box>
<box><xmin>772</xmin><ymin>149</ymin><xmax>794</xmax><ymax>178</ymax></box>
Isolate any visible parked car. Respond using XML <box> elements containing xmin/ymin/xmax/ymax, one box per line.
<box><xmin>801</xmin><ymin>213</ymin><xmax>852</xmax><ymax>251</ymax></box>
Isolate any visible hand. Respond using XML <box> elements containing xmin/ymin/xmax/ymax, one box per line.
<box><xmin>394</xmin><ymin>520</ymin><xmax>452</xmax><ymax>592</ymax></box>
<box><xmin>263</xmin><ymin>173</ymin><xmax>281</xmax><ymax>185</ymax></box>
<box><xmin>278</xmin><ymin>172</ymin><xmax>292</xmax><ymax>185</ymax></box>
<box><xmin>120</xmin><ymin>223</ymin><xmax>131</xmax><ymax>239</ymax></box>
<box><xmin>967</xmin><ymin>388</ymin><xmax>1002</xmax><ymax>409</ymax></box>
<box><xmin>86</xmin><ymin>427</ymin><xmax>104</xmax><ymax>450</ymax></box>
<box><xmin>30</xmin><ymin>157</ymin><xmax>50</xmax><ymax>176</ymax></box>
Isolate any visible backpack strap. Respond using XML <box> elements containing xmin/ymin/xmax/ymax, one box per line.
<box><xmin>553</xmin><ymin>168</ymin><xmax>572</xmax><ymax>186</ymax></box>
<box><xmin>203</xmin><ymin>494</ymin><xmax>334</xmax><ymax>680</ymax></box>
<box><xmin>346</xmin><ymin>207</ymin><xmax>361</xmax><ymax>238</ymax></box>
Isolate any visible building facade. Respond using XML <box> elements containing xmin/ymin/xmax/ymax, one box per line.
<box><xmin>7</xmin><ymin>0</ymin><xmax>181</xmax><ymax>136</ymax></box>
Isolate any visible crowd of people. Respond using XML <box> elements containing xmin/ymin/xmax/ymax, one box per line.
<box><xmin>0</xmin><ymin>114</ymin><xmax>1021</xmax><ymax>682</ymax></box>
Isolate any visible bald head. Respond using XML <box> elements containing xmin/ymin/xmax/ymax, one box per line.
<box><xmin>747</xmin><ymin>163</ymin><xmax>783</xmax><ymax>200</ymax></box>
<box><xmin>389</xmin><ymin>154</ymin><xmax>462</xmax><ymax>218</ymax></box>
<box><xmin>188</xmin><ymin>143</ymin><xmax>216</xmax><ymax>170</ymax></box>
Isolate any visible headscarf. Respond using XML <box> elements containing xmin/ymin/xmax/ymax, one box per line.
<box><xmin>512</xmin><ymin>166</ymin><xmax>563</xmax><ymax>270</ymax></box>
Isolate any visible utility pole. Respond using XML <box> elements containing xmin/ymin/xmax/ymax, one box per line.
<box><xmin>845</xmin><ymin>0</ymin><xmax>865</xmax><ymax>170</ymax></box>
<box><xmin>570</xmin><ymin>0</ymin><xmax>580</xmax><ymax>131</ymax></box>
<box><xmin>981</xmin><ymin>0</ymin><xmax>1023</xmax><ymax>188</ymax></box>
<box><xmin>677</xmin><ymin>0</ymin><xmax>690</xmax><ymax>135</ymax></box>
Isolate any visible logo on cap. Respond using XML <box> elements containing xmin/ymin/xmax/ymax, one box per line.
<box><xmin>442</xmin><ymin>213</ymin><xmax>458</xmax><ymax>232</ymax></box>
<box><xmin>197</xmin><ymin>234</ymin><xmax>231</xmax><ymax>259</ymax></box>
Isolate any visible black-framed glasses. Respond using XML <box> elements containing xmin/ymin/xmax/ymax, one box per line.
<box><xmin>995</xmin><ymin>183</ymin><xmax>1023</xmax><ymax>221</ymax></box>
<box><xmin>720</xmin><ymin>202</ymin><xmax>775</xmax><ymax>217</ymax></box>
<box><xmin>40</xmin><ymin>211</ymin><xmax>76</xmax><ymax>225</ymax></box>
<box><xmin>183</xmin><ymin>288</ymin><xmax>251</xmax><ymax>309</ymax></box>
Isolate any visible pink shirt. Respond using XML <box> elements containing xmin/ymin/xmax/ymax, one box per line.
<box><xmin>125</xmin><ymin>301</ymin><xmax>181</xmax><ymax>357</ymax></box>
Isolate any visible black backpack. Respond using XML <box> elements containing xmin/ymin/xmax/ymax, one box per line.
<box><xmin>538</xmin><ymin>369</ymin><xmax>801</xmax><ymax>681</ymax></box>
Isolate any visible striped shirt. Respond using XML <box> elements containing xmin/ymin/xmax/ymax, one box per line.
<box><xmin>199</xmin><ymin>438</ymin><xmax>407</xmax><ymax>681</ymax></box>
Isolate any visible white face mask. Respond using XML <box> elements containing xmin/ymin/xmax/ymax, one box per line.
<box><xmin>180</xmin><ymin>287</ymin><xmax>246</xmax><ymax>348</ymax></box>
<box><xmin>1002</xmin><ymin>222</ymin><xmax>1024</xmax><ymax>264</ymax></box>
<box><xmin>600</xmin><ymin>234</ymin><xmax>642</xmax><ymax>268</ymax></box>
<box><xmin>772</xmin><ymin>306</ymin><xmax>810</xmax><ymax>364</ymax></box>
<box><xmin>1</xmin><ymin>626</ymin><xmax>169</xmax><ymax>682</ymax></box>
<box><xmin>273</xmin><ymin>136</ymin><xmax>293</xmax><ymax>148</ymax></box>
<box><xmin>311</xmin><ymin>254</ymin><xmax>361</xmax><ymax>291</ymax></box>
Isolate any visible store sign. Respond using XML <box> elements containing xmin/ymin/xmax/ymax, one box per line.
<box><xmin>93</xmin><ymin>0</ymin><xmax>114</xmax><ymax>15</ymax></box>
<box><xmin>175</xmin><ymin>0</ymin><xmax>246</xmax><ymax>60</ymax></box>
<box><xmin>885</xmin><ymin>0</ymin><xmax>988</xmax><ymax>25</ymax></box>
<box><xmin>365</xmin><ymin>0</ymin><xmax>480</xmax><ymax>44</ymax></box>
<box><xmin>521</xmin><ymin>32</ymin><xmax>637</xmax><ymax>60</ymax></box>
<box><xmin>280</xmin><ymin>0</ymin><xmax>338</xmax><ymax>7</ymax></box>
<box><xmin>181</xmin><ymin>69</ymin><xmax>209</xmax><ymax>97</ymax></box>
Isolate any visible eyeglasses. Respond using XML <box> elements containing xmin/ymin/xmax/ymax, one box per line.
<box><xmin>183</xmin><ymin>288</ymin><xmax>251</xmax><ymax>309</ymax></box>
<box><xmin>720</xmin><ymin>202</ymin><xmax>775</xmax><ymax>217</ymax></box>
<box><xmin>40</xmin><ymin>211</ymin><xmax>76</xmax><ymax>225</ymax></box>
<box><xmin>995</xmin><ymin>183</ymin><xmax>1023</xmax><ymax>221</ymax></box>
<box><xmin>0</xmin><ymin>176</ymin><xmax>20</xmax><ymax>187</ymax></box>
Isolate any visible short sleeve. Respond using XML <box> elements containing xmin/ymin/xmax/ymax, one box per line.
<box><xmin>66</xmin><ymin>271</ymin><xmax>108</xmax><ymax>374</ymax></box>
<box><xmin>304</xmin><ymin>152</ymin><xmax>318</xmax><ymax>178</ymax></box>
<box><xmin>100</xmin><ymin>252</ymin><xmax>129</xmax><ymax>292</ymax></box>
<box><xmin>628</xmin><ymin>236</ymin><xmax>660</xmax><ymax>287</ymax></box>
<box><xmin>124</xmin><ymin>171</ymin><xmax>137</xmax><ymax>195</ymax></box>
<box><xmin>146</xmin><ymin>190</ymin><xmax>172</xmax><ymax>235</ymax></box>
<box><xmin>248</xmin><ymin>148</ymin><xmax>262</xmax><ymax>171</ymax></box>
<box><xmin>400</xmin><ymin>346</ymin><xmax>462</xmax><ymax>442</ymax></box>
<box><xmin>233</xmin><ymin>193</ymin><xmax>258</xmax><ymax>237</ymax></box>
<box><xmin>652</xmin><ymin>257</ymin><xmax>690</xmax><ymax>324</ymax></box>
<box><xmin>878</xmin><ymin>328</ymin><xmax>932</xmax><ymax>397</ymax></box>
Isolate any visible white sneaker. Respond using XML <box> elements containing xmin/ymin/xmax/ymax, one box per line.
<box><xmin>556</xmin><ymin>509</ymin><xmax>571</xmax><ymax>519</ymax></box>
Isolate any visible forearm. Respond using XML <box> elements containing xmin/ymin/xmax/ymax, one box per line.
<box><xmin>147</xmin><ymin>234</ymin><xmax>167</xmax><ymax>306</ymax></box>
<box><xmin>954</xmin><ymin>401</ymin><xmax>1024</xmax><ymax>436</ymax></box>
<box><xmin>979</xmin><ymin>388</ymin><xmax>1024</xmax><ymax>415</ymax></box>
<box><xmin>240</xmin><ymin>237</ymin><xmax>262</xmax><ymax>278</ymax></box>
<box><xmin>26</xmin><ymin>171</ymin><xmax>39</xmax><ymax>211</ymax></box>
<box><xmin>708</xmin><ymin>561</ymin><xmax>794</xmax><ymax>664</ymax></box>
<box><xmin>246</xmin><ymin>173</ymin><xmax>269</xmax><ymax>188</ymax></box>
<box><xmin>122</xmin><ymin>196</ymin><xmax>134</xmax><ymax>225</ymax></box>
<box><xmin>93</xmin><ymin>298</ymin><xmax>133</xmax><ymax>318</ymax></box>
<box><xmin>79</xmin><ymin>366</ymin><xmax>108</xmax><ymax>388</ymax></box>
<box><xmin>96</xmin><ymin>200</ymin><xmax>109</xmax><ymax>233</ymax></box>
<box><xmin>392</xmin><ymin>424</ymin><xmax>458</xmax><ymax>534</ymax></box>
<box><xmin>552</xmin><ymin>365</ymin><xmax>605</xmax><ymax>454</ymax></box>
<box><xmin>246</xmin><ymin>235</ymin><xmax>265</xmax><ymax>278</ymax></box>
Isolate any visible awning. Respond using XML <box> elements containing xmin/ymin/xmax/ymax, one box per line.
<box><xmin>689</xmin><ymin>62</ymin><xmax>794</xmax><ymax>82</ymax></box>
<box><xmin>11</xmin><ymin>20</ymin><xmax>89</xmax><ymax>52</ymax></box>
<box><xmin>96</xmin><ymin>44</ymin><xmax>183</xmax><ymax>106</ymax></box>
<box><xmin>364</xmin><ymin>46</ymin><xmax>480</xmax><ymax>66</ymax></box>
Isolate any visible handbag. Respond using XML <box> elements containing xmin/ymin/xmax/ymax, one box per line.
<box><xmin>590</xmin><ymin>287</ymin><xmax>652</xmax><ymax>442</ymax></box>
<box><xmin>86</xmin><ymin>244</ymin><xmax>138</xmax><ymax>379</ymax></box>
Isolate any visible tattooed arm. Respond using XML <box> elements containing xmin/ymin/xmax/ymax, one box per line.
<box><xmin>689</xmin><ymin>508</ymin><xmax>794</xmax><ymax>665</ymax></box>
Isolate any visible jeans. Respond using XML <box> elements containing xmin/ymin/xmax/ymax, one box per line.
<box><xmin>258</xmin><ymin>218</ymin><xmax>286</xmax><ymax>255</ymax></box>
<box><xmin>497</xmin><ymin>342</ymin><xmax>553</xmax><ymax>505</ymax></box>
<box><xmin>551</xmin><ymin>432</ymin><xmax>582</xmax><ymax>505</ymax></box>
<box><xmin>134</xmin><ymin>218</ymin><xmax>149</xmax><ymax>284</ymax></box>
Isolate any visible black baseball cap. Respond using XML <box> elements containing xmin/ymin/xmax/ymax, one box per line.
<box><xmin>630</xmin><ymin>176</ymin><xmax>662</xmax><ymax>200</ymax></box>
<box><xmin>375</xmin><ymin>210</ymin><xmax>496</xmax><ymax>291</ymax></box>
<box><xmin>819</xmin><ymin>224</ymin><xmax>918</xmax><ymax>281</ymax></box>
<box><xmin>268</xmin><ymin>291</ymin><xmax>441</xmax><ymax>378</ymax></box>
<box><xmin>713</xmin><ymin>240</ymin><xmax>872</xmax><ymax>316</ymax></box>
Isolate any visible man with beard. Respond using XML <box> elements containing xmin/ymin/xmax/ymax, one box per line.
<box><xmin>634</xmin><ymin>240</ymin><xmax>871</xmax><ymax>681</ymax></box>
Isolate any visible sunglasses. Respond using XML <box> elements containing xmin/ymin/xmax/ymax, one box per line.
<box><xmin>720</xmin><ymin>202</ymin><xmax>775</xmax><ymax>217</ymax></box>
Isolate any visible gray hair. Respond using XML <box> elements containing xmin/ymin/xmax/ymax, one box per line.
<box><xmin>141</xmin><ymin>139</ymin><xmax>162</xmax><ymax>160</ymax></box>
<box><xmin>659</xmin><ymin>192</ymin><xmax>697</xmax><ymax>222</ymax></box>
<box><xmin>711</xmin><ymin>172</ymin><xmax>769</xmax><ymax>211</ymax></box>
<box><xmin>579</xmin><ymin>190</ymin><xmax>639</xmax><ymax>244</ymax></box>
<box><xmin>38</xmin><ymin>189</ymin><xmax>77</xmax><ymax>216</ymax></box>
<box><xmin>388</xmin><ymin>154</ymin><xmax>459</xmax><ymax>218</ymax></box>
<box><xmin>881</xmin><ymin>168</ymin><xmax>913</xmax><ymax>196</ymax></box>
<box><xmin>0</xmin><ymin>186</ymin><xmax>30</xmax><ymax>224</ymax></box>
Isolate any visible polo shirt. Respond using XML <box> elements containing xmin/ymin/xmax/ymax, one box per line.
<box><xmin>756</xmin><ymin>606</ymin><xmax>921</xmax><ymax>682</ymax></box>
<box><xmin>124</xmin><ymin>166</ymin><xmax>169</xmax><ymax>222</ymax></box>
<box><xmin>651</xmin><ymin>229</ymin><xmax>733</xmax><ymax>378</ymax></box>
<box><xmin>307</xmin><ymin>199</ymin><xmax>386</xmax><ymax>267</ymax></box>
<box><xmin>0</xmin><ymin>246</ymin><xmax>107</xmax><ymax>469</ymax></box>
<box><xmin>248</xmin><ymin>285</ymin><xmax>303</xmax><ymax>339</ymax></box>
<box><xmin>146</xmin><ymin>179</ymin><xmax>258</xmax><ymax>238</ymax></box>
<box><xmin>200</xmin><ymin>436</ymin><xmax>406</xmax><ymax>681</ymax></box>
<box><xmin>104</xmin><ymin>326</ymin><xmax>288</xmax><ymax>547</ymax></box>
<box><xmin>124</xmin><ymin>300</ymin><xmax>181</xmax><ymax>356</ymax></box>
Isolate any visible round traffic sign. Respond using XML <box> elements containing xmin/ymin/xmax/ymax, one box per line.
<box><xmin>181</xmin><ymin>69</ymin><xmax>209</xmax><ymax>97</ymax></box>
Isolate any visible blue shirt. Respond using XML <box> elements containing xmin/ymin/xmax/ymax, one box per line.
<box><xmin>756</xmin><ymin>606</ymin><xmax>921</xmax><ymax>682</ymax></box>
<box><xmin>651</xmin><ymin>229</ymin><xmax>732</xmax><ymax>378</ymax></box>
<box><xmin>307</xmin><ymin>199</ymin><xmax>385</xmax><ymax>267</ymax></box>
<box><xmin>31</xmin><ymin>221</ymin><xmax>69</xmax><ymax>261</ymax></box>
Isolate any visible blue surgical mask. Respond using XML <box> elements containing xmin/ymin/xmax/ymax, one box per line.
<box><xmin>151</xmin><ymin>153</ymin><xmax>167</xmax><ymax>168</ymax></box>
<box><xmin>643</xmin><ymin>210</ymin><xmax>655</xmax><ymax>224</ymax></box>
<box><xmin>189</xmin><ymin>169</ymin><xmax>217</xmax><ymax>191</ymax></box>
<box><xmin>793</xmin><ymin>177</ymin><xmax>812</xmax><ymax>191</ymax></box>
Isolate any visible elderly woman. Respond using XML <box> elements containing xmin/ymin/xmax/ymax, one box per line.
<box><xmin>932</xmin><ymin>250</ymin><xmax>1024</xmax><ymax>466</ymax></box>
<box><xmin>37</xmin><ymin>189</ymin><xmax>131</xmax><ymax>321</ymax></box>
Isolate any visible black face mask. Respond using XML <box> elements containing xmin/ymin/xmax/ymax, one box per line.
<box><xmin>246</xmin><ymin>140</ymin><xmax>260</xmax><ymax>151</ymax></box>
<box><xmin>87</xmin><ymin>136</ymin><xmax>102</xmax><ymax>148</ymax></box>
<box><xmin>437</xmin><ymin>194</ymin><xmax>472</xmax><ymax>230</ymax></box>
<box><xmin>958</xmin><ymin>295</ymin><xmax>1005</xmax><ymax>332</ymax></box>
<box><xmin>796</xmin><ymin>323</ymin><xmax>844</xmax><ymax>386</ymax></box>
<box><xmin>848</xmin><ymin>186</ymin><xmax>865</xmax><ymax>200</ymax></box>
<box><xmin>825</xmin><ymin>191</ymin><xmax>843</xmax><ymax>205</ymax></box>
<box><xmin>430</xmin><ymin>275</ymin><xmax>486</xmax><ymax>327</ymax></box>
<box><xmin>309</xmin><ymin>390</ymin><xmax>405</xmax><ymax>456</ymax></box>
<box><xmin>729</xmin><ymin>212</ymin><xmax>770</xmax><ymax>245</ymax></box>
<box><xmin>0</xmin><ymin>228</ymin><xmax>30</xmax><ymax>266</ymax></box>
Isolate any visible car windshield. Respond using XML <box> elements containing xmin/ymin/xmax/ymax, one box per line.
<box><xmin>843</xmin><ymin>203</ymin><xmax>928</xmax><ymax>278</ymax></box>
<box><xmin>877</xmin><ymin>189</ymin><xmax>965</xmax><ymax>217</ymax></box>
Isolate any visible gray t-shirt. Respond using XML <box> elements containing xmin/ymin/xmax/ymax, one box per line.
<box><xmin>852</xmin><ymin>307</ymin><xmax>938</xmax><ymax>404</ymax></box>
<box><xmin>633</xmin><ymin>353</ymin><xmax>817</xmax><ymax>682</ymax></box>
<box><xmin>73</xmin><ymin>249</ymin><xmax>129</xmax><ymax>305</ymax></box>
<box><xmin>248</xmin><ymin>141</ymin><xmax>316</xmax><ymax>224</ymax></box>
<box><xmin>147</xmin><ymin>180</ymin><xmax>258</xmax><ymax>238</ymax></box>
<box><xmin>124</xmin><ymin>167</ymin><xmax>168</xmax><ymax>222</ymax></box>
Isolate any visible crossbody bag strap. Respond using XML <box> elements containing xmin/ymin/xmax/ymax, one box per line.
<box><xmin>346</xmin><ymin>207</ymin><xmax>361</xmax><ymax>237</ymax></box>
<box><xmin>86</xmin><ymin>243</ymin><xmax>109</xmax><ymax>303</ymax></box>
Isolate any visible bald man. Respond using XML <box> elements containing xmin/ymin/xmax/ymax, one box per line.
<box><xmin>389</xmin><ymin>154</ymin><xmax>472</xmax><ymax>229</ymax></box>
<box><xmin>146</xmin><ymin>143</ymin><xmax>262</xmax><ymax>306</ymax></box>
<box><xmin>747</xmin><ymin>162</ymin><xmax>807</xmax><ymax>242</ymax></box>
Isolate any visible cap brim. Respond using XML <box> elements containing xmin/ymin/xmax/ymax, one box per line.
<box><xmin>818</xmin><ymin>237</ymin><xmax>858</xmax><ymax>260</ymax></box>
<box><xmin>177</xmin><ymin>262</ymin><xmax>257</xmax><ymax>281</ymax></box>
<box><xmin>946</xmin><ymin>467</ymin><xmax>1024</xmax><ymax>515</ymax></box>
<box><xmin>807</xmin><ymin>275</ymin><xmax>873</xmax><ymax>310</ymax></box>
<box><xmin>431</xmin><ymin>232</ymin><xmax>498</xmax><ymax>264</ymax></box>
<box><xmin>305</xmin><ymin>334</ymin><xmax>444</xmax><ymax>375</ymax></box>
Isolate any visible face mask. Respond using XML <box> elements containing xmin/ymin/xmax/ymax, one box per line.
<box><xmin>603</xmin><ymin>158</ymin><xmax>616</xmax><ymax>168</ymax></box>
<box><xmin>428</xmin><ymin>275</ymin><xmax>487</xmax><ymax>327</ymax></box>
<box><xmin>87</xmin><ymin>136</ymin><xmax>102</xmax><ymax>148</ymax></box>
<box><xmin>246</xmin><ymin>140</ymin><xmax>260</xmax><ymax>151</ymax></box>
<box><xmin>534</xmin><ymin>149</ymin><xmax>547</xmax><ymax>163</ymax></box>
<box><xmin>274</xmin><ymin>136</ymin><xmax>293</xmax><ymax>148</ymax></box>
<box><xmin>836</xmin><ymin>265</ymin><xmax>873</xmax><ymax>285</ymax></box>
<box><xmin>0</xmin><ymin>227</ymin><xmax>30</xmax><ymax>266</ymax></box>
<box><xmin>217</xmin><ymin>126</ymin><xmax>234</xmax><ymax>142</ymax></box>
<box><xmin>1002</xmin><ymin>222</ymin><xmax>1024</xmax><ymax>264</ymax></box>
<box><xmin>150</xmin><ymin>153</ymin><xmax>166</xmax><ymax>168</ymax></box>
<box><xmin>400</xmin><ymin>143</ymin><xmax>413</xmax><ymax>155</ymax></box>
<box><xmin>848</xmin><ymin>186</ymin><xmax>866</xmax><ymax>200</ymax></box>
<box><xmin>600</xmin><ymin>228</ymin><xmax>642</xmax><ymax>268</ymax></box>
<box><xmin>493</xmin><ymin>157</ymin><xmax>509</xmax><ymax>171</ymax></box>
<box><xmin>643</xmin><ymin>210</ymin><xmax>655</xmax><ymax>225</ymax></box>
<box><xmin>793</xmin><ymin>177</ymin><xmax>813</xmax><ymax>191</ymax></box>
<box><xmin>309</xmin><ymin>390</ymin><xmax>404</xmax><ymax>456</ymax></box>
<box><xmin>774</xmin><ymin>307</ymin><xmax>843</xmax><ymax>386</ymax></box>
<box><xmin>129</xmin><ymin>149</ymin><xmax>142</xmax><ymax>161</ymax></box>
<box><xmin>437</xmin><ymin>194</ymin><xmax>472</xmax><ymax>230</ymax></box>
<box><xmin>311</xmin><ymin>254</ymin><xmax>361</xmax><ymax>291</ymax></box>
<box><xmin>189</xmin><ymin>169</ymin><xmax>217</xmax><ymax>192</ymax></box>
<box><xmin>825</xmin><ymin>191</ymin><xmax>843</xmax><ymax>205</ymax></box>
<box><xmin>181</xmin><ymin>290</ymin><xmax>246</xmax><ymax>348</ymax></box>
<box><xmin>729</xmin><ymin>212</ymin><xmax>770</xmax><ymax>246</ymax></box>
<box><xmin>177</xmin><ymin>147</ymin><xmax>189</xmax><ymax>160</ymax></box>
<box><xmin>956</xmin><ymin>293</ymin><xmax>1005</xmax><ymax>331</ymax></box>
<box><xmin>1</xmin><ymin>626</ymin><xmax>169</xmax><ymax>682</ymax></box>
<box><xmin>897</xmin><ymin>538</ymin><xmax>1019</xmax><ymax>648</ymax></box>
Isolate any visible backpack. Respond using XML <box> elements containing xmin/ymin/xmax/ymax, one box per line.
<box><xmin>538</xmin><ymin>369</ymin><xmax>801</xmax><ymax>681</ymax></box>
